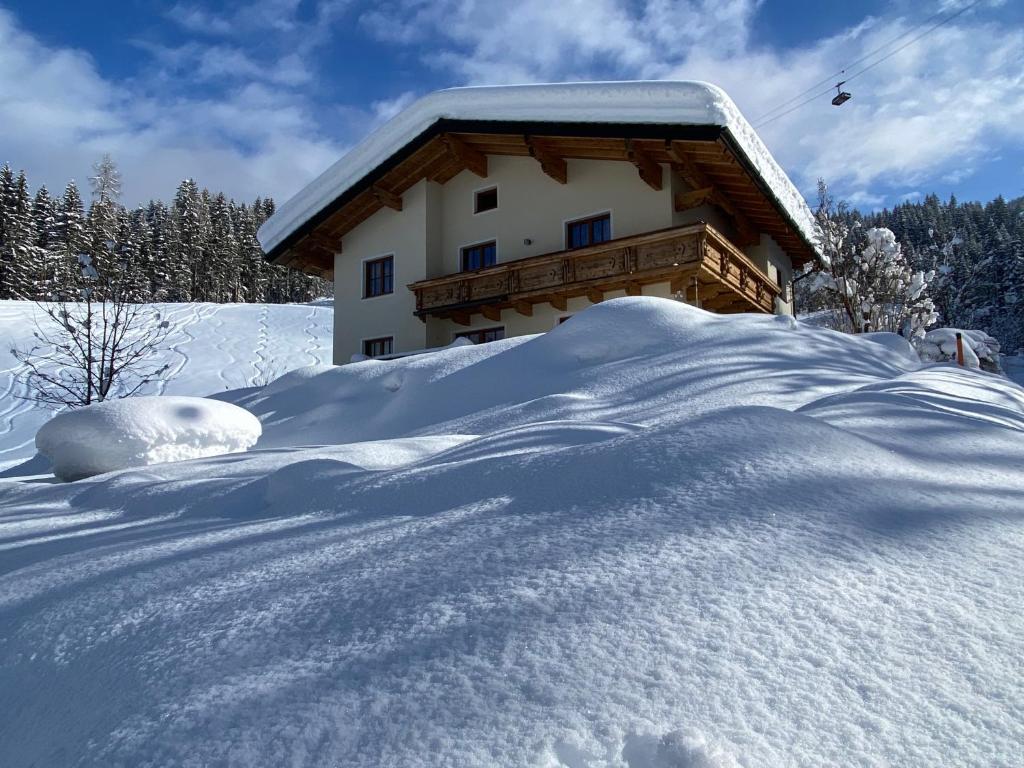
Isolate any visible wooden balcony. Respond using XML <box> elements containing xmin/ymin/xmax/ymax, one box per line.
<box><xmin>408</xmin><ymin>223</ymin><xmax>780</xmax><ymax>324</ymax></box>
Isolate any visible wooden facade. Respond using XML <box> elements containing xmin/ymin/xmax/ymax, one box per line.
<box><xmin>408</xmin><ymin>223</ymin><xmax>780</xmax><ymax>322</ymax></box>
<box><xmin>270</xmin><ymin>123</ymin><xmax>817</xmax><ymax>277</ymax></box>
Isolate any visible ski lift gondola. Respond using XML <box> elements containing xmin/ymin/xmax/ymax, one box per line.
<box><xmin>831</xmin><ymin>81</ymin><xmax>852</xmax><ymax>106</ymax></box>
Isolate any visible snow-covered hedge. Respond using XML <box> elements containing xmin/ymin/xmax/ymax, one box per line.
<box><xmin>915</xmin><ymin>328</ymin><xmax>1002</xmax><ymax>373</ymax></box>
<box><xmin>36</xmin><ymin>396</ymin><xmax>262</xmax><ymax>481</ymax></box>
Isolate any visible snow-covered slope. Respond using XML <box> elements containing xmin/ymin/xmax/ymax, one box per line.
<box><xmin>2</xmin><ymin>298</ymin><xmax>1023</xmax><ymax>766</ymax></box>
<box><xmin>0</xmin><ymin>301</ymin><xmax>333</xmax><ymax>471</ymax></box>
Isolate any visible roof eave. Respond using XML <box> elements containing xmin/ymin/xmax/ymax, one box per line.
<box><xmin>263</xmin><ymin>119</ymin><xmax>726</xmax><ymax>265</ymax></box>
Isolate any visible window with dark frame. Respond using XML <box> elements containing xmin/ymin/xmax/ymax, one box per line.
<box><xmin>363</xmin><ymin>256</ymin><xmax>394</xmax><ymax>298</ymax></box>
<box><xmin>460</xmin><ymin>241</ymin><xmax>497</xmax><ymax>271</ymax></box>
<box><xmin>566</xmin><ymin>213</ymin><xmax>611</xmax><ymax>249</ymax></box>
<box><xmin>362</xmin><ymin>337</ymin><xmax>393</xmax><ymax>358</ymax></box>
<box><xmin>474</xmin><ymin>187</ymin><xmax>497</xmax><ymax>214</ymax></box>
<box><xmin>455</xmin><ymin>327</ymin><xmax>505</xmax><ymax>345</ymax></box>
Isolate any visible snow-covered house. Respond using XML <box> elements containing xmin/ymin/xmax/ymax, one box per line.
<box><xmin>258</xmin><ymin>81</ymin><xmax>820</xmax><ymax>362</ymax></box>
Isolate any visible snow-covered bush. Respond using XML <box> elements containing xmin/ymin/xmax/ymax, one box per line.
<box><xmin>36</xmin><ymin>395</ymin><xmax>262</xmax><ymax>481</ymax></box>
<box><xmin>803</xmin><ymin>181</ymin><xmax>937</xmax><ymax>338</ymax></box>
<box><xmin>915</xmin><ymin>328</ymin><xmax>1002</xmax><ymax>373</ymax></box>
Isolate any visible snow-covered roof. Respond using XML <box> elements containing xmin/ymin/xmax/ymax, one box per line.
<box><xmin>258</xmin><ymin>81</ymin><xmax>820</xmax><ymax>260</ymax></box>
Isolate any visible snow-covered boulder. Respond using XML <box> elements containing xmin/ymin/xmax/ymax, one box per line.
<box><xmin>916</xmin><ymin>327</ymin><xmax>1002</xmax><ymax>372</ymax></box>
<box><xmin>36</xmin><ymin>396</ymin><xmax>262</xmax><ymax>481</ymax></box>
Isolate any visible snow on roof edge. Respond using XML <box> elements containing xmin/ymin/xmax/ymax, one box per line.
<box><xmin>258</xmin><ymin>81</ymin><xmax>822</xmax><ymax>262</ymax></box>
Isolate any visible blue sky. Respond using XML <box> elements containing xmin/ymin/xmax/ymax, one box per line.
<box><xmin>2</xmin><ymin>0</ymin><xmax>1022</xmax><ymax>211</ymax></box>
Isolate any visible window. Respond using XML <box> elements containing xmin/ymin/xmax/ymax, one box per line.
<box><xmin>461</xmin><ymin>241</ymin><xmax>497</xmax><ymax>271</ymax></box>
<box><xmin>474</xmin><ymin>187</ymin><xmax>498</xmax><ymax>214</ymax></box>
<box><xmin>363</xmin><ymin>256</ymin><xmax>394</xmax><ymax>298</ymax></box>
<box><xmin>566</xmin><ymin>213</ymin><xmax>611</xmax><ymax>249</ymax></box>
<box><xmin>455</xmin><ymin>327</ymin><xmax>505</xmax><ymax>345</ymax></box>
<box><xmin>363</xmin><ymin>337</ymin><xmax>393</xmax><ymax>357</ymax></box>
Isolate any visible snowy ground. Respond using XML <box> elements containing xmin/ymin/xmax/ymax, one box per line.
<box><xmin>1</xmin><ymin>297</ymin><xmax>1023</xmax><ymax>766</ymax></box>
<box><xmin>0</xmin><ymin>301</ymin><xmax>333</xmax><ymax>471</ymax></box>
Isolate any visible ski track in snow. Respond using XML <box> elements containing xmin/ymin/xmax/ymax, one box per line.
<box><xmin>155</xmin><ymin>304</ymin><xmax>214</xmax><ymax>396</ymax></box>
<box><xmin>208</xmin><ymin>305</ymin><xmax>242</xmax><ymax>391</ymax></box>
<box><xmin>253</xmin><ymin>305</ymin><xmax>271</xmax><ymax>382</ymax></box>
<box><xmin>0</xmin><ymin>361</ymin><xmax>35</xmax><ymax>458</ymax></box>
<box><xmin>302</xmin><ymin>304</ymin><xmax>322</xmax><ymax>367</ymax></box>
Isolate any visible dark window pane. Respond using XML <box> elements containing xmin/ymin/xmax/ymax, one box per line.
<box><xmin>455</xmin><ymin>327</ymin><xmax>505</xmax><ymax>344</ymax></box>
<box><xmin>461</xmin><ymin>241</ymin><xmax>497</xmax><ymax>272</ymax></box>
<box><xmin>566</xmin><ymin>213</ymin><xmax>610</xmax><ymax>250</ymax></box>
<box><xmin>364</xmin><ymin>256</ymin><xmax>394</xmax><ymax>297</ymax></box>
<box><xmin>363</xmin><ymin>337</ymin><xmax>393</xmax><ymax>357</ymax></box>
<box><xmin>475</xmin><ymin>188</ymin><xmax>498</xmax><ymax>213</ymax></box>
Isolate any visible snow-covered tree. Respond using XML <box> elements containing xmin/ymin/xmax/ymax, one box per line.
<box><xmin>0</xmin><ymin>165</ymin><xmax>40</xmax><ymax>299</ymax></box>
<box><xmin>52</xmin><ymin>182</ymin><xmax>89</xmax><ymax>300</ymax></box>
<box><xmin>170</xmin><ymin>179</ymin><xmax>209</xmax><ymax>301</ymax></box>
<box><xmin>806</xmin><ymin>180</ymin><xmax>937</xmax><ymax>338</ymax></box>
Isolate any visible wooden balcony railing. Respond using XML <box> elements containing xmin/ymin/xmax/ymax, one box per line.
<box><xmin>408</xmin><ymin>223</ymin><xmax>779</xmax><ymax>323</ymax></box>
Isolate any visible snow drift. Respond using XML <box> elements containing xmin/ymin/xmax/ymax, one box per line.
<box><xmin>36</xmin><ymin>396</ymin><xmax>262</xmax><ymax>481</ymax></box>
<box><xmin>2</xmin><ymin>297</ymin><xmax>1023</xmax><ymax>766</ymax></box>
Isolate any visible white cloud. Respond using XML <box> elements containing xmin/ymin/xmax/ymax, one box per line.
<box><xmin>3</xmin><ymin>0</ymin><xmax>1022</xmax><ymax>214</ymax></box>
<box><xmin>0</xmin><ymin>8</ymin><xmax>343</xmax><ymax>206</ymax></box>
<box><xmin>360</xmin><ymin>0</ymin><xmax>1024</xmax><ymax>205</ymax></box>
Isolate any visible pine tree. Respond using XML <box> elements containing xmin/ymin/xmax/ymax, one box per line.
<box><xmin>145</xmin><ymin>200</ymin><xmax>173</xmax><ymax>301</ymax></box>
<box><xmin>32</xmin><ymin>186</ymin><xmax>60</xmax><ymax>298</ymax></box>
<box><xmin>207</xmin><ymin>192</ymin><xmax>237</xmax><ymax>302</ymax></box>
<box><xmin>0</xmin><ymin>166</ymin><xmax>40</xmax><ymax>298</ymax></box>
<box><xmin>170</xmin><ymin>179</ymin><xmax>208</xmax><ymax>301</ymax></box>
<box><xmin>53</xmin><ymin>181</ymin><xmax>88</xmax><ymax>301</ymax></box>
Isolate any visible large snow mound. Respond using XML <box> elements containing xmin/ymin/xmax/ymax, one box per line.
<box><xmin>36</xmin><ymin>396</ymin><xmax>262</xmax><ymax>481</ymax></box>
<box><xmin>229</xmin><ymin>297</ymin><xmax>917</xmax><ymax>449</ymax></box>
<box><xmin>2</xmin><ymin>298</ymin><xmax>1023</xmax><ymax>766</ymax></box>
<box><xmin>258</xmin><ymin>81</ymin><xmax>820</xmax><ymax>262</ymax></box>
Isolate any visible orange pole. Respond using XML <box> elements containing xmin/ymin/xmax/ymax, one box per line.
<box><xmin>955</xmin><ymin>332</ymin><xmax>965</xmax><ymax>366</ymax></box>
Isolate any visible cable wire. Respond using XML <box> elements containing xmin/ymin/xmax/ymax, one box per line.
<box><xmin>752</xmin><ymin>0</ymin><xmax>984</xmax><ymax>129</ymax></box>
<box><xmin>753</xmin><ymin>6</ymin><xmax>952</xmax><ymax>123</ymax></box>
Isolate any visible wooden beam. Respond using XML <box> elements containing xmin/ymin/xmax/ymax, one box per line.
<box><xmin>525</xmin><ymin>136</ymin><xmax>567</xmax><ymax>184</ymax></box>
<box><xmin>307</xmin><ymin>233</ymin><xmax>340</xmax><ymax>254</ymax></box>
<box><xmin>450</xmin><ymin>311</ymin><xmax>471</xmax><ymax>326</ymax></box>
<box><xmin>674</xmin><ymin>187</ymin><xmax>714</xmax><ymax>212</ymax></box>
<box><xmin>665</xmin><ymin>140</ymin><xmax>712</xmax><ymax>189</ymax></box>
<box><xmin>626</xmin><ymin>282</ymin><xmax>642</xmax><ymax>296</ymax></box>
<box><xmin>626</xmin><ymin>139</ymin><xmax>662</xmax><ymax>191</ymax></box>
<box><xmin>372</xmin><ymin>184</ymin><xmax>403</xmax><ymax>211</ymax></box>
<box><xmin>707</xmin><ymin>189</ymin><xmax>758</xmax><ymax>247</ymax></box>
<box><xmin>513</xmin><ymin>300</ymin><xmax>533</xmax><ymax>317</ymax></box>
<box><xmin>586</xmin><ymin>288</ymin><xmax>604</xmax><ymax>304</ymax></box>
<box><xmin>481</xmin><ymin>305</ymin><xmax>502</xmax><ymax>322</ymax></box>
<box><xmin>549</xmin><ymin>295</ymin><xmax>567</xmax><ymax>312</ymax></box>
<box><xmin>675</xmin><ymin>186</ymin><xmax>758</xmax><ymax>248</ymax></box>
<box><xmin>442</xmin><ymin>134</ymin><xmax>488</xmax><ymax>179</ymax></box>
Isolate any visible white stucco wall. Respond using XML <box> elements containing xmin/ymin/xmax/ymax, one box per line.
<box><xmin>332</xmin><ymin>180</ymin><xmax>431</xmax><ymax>363</ymax></box>
<box><xmin>435</xmin><ymin>156</ymin><xmax>673</xmax><ymax>272</ymax></box>
<box><xmin>333</xmin><ymin>155</ymin><xmax>796</xmax><ymax>360</ymax></box>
